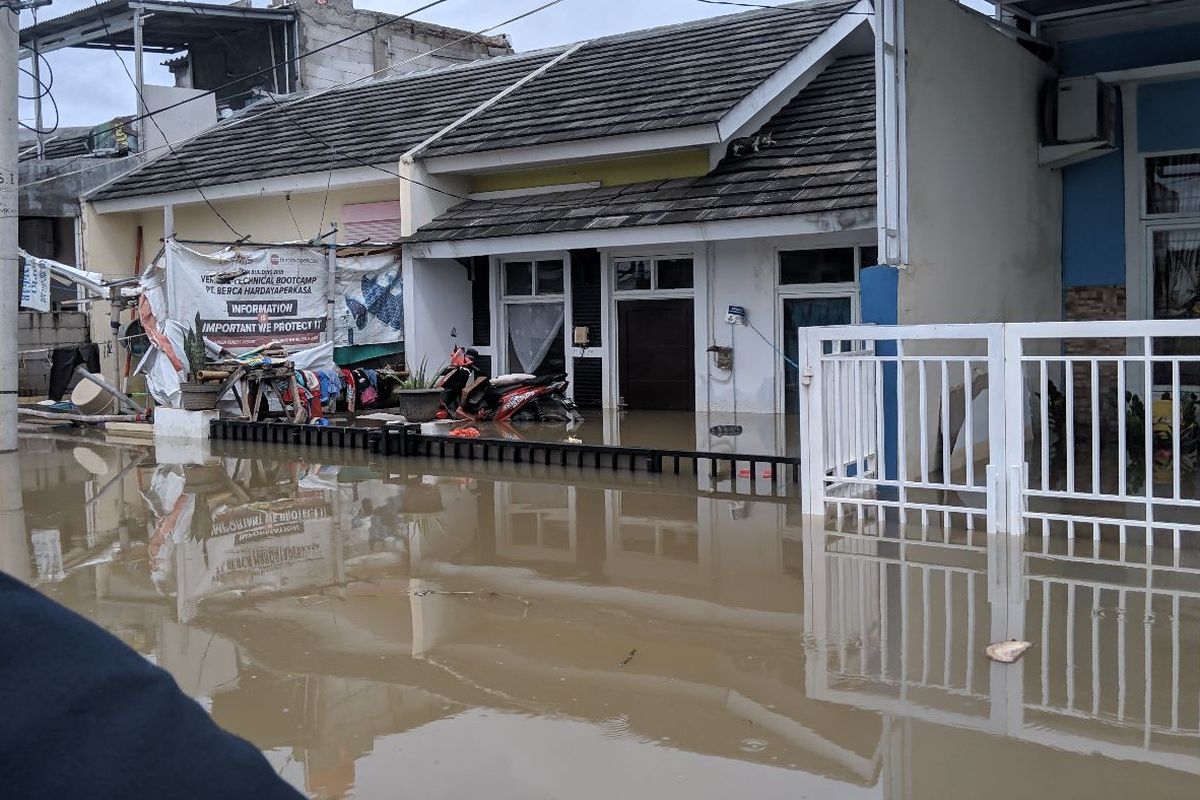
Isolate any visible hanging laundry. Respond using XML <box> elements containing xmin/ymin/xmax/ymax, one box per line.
<box><xmin>48</xmin><ymin>344</ymin><xmax>101</xmax><ymax>401</ymax></box>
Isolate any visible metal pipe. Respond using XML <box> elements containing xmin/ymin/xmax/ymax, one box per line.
<box><xmin>31</xmin><ymin>39</ymin><xmax>43</xmax><ymax>159</ymax></box>
<box><xmin>133</xmin><ymin>7</ymin><xmax>144</xmax><ymax>147</ymax></box>
<box><xmin>73</xmin><ymin>366</ymin><xmax>147</xmax><ymax>414</ymax></box>
<box><xmin>18</xmin><ymin>408</ymin><xmax>138</xmax><ymax>423</ymax></box>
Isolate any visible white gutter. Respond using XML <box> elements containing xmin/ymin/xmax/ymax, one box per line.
<box><xmin>400</xmin><ymin>41</ymin><xmax>587</xmax><ymax>164</ymax></box>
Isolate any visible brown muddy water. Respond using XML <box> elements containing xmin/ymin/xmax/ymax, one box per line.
<box><xmin>5</xmin><ymin>434</ymin><xmax>1200</xmax><ymax>799</ymax></box>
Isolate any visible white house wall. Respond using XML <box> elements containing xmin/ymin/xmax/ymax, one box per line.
<box><xmin>705</xmin><ymin>232</ymin><xmax>871</xmax><ymax>415</ymax></box>
<box><xmin>403</xmin><ymin>255</ymin><xmax>472</xmax><ymax>375</ymax></box>
<box><xmin>900</xmin><ymin>0</ymin><xmax>1062</xmax><ymax>326</ymax></box>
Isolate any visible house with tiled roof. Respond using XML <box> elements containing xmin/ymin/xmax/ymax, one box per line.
<box><xmin>85</xmin><ymin>0</ymin><xmax>883</xmax><ymax>425</ymax></box>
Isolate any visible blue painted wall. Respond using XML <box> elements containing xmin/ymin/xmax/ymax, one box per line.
<box><xmin>1062</xmin><ymin>150</ymin><xmax>1125</xmax><ymax>287</ymax></box>
<box><xmin>1059</xmin><ymin>28</ymin><xmax>1200</xmax><ymax>293</ymax></box>
<box><xmin>1139</xmin><ymin>79</ymin><xmax>1200</xmax><ymax>153</ymax></box>
<box><xmin>1059</xmin><ymin>23</ymin><xmax>1200</xmax><ymax>76</ymax></box>
<box><xmin>860</xmin><ymin>265</ymin><xmax>899</xmax><ymax>482</ymax></box>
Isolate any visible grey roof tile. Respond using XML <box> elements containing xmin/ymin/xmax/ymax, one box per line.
<box><xmin>94</xmin><ymin>0</ymin><xmax>856</xmax><ymax>202</ymax></box>
<box><xmin>93</xmin><ymin>48</ymin><xmax>565</xmax><ymax>200</ymax></box>
<box><xmin>410</xmin><ymin>54</ymin><xmax>876</xmax><ymax>243</ymax></box>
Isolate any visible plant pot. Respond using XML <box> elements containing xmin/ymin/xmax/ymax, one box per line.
<box><xmin>180</xmin><ymin>381</ymin><xmax>221</xmax><ymax>411</ymax></box>
<box><xmin>390</xmin><ymin>388</ymin><xmax>442</xmax><ymax>422</ymax></box>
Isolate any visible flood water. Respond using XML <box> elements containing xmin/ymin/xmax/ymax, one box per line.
<box><xmin>5</xmin><ymin>433</ymin><xmax>1200</xmax><ymax>799</ymax></box>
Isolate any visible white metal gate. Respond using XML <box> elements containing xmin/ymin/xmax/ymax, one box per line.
<box><xmin>798</xmin><ymin>319</ymin><xmax>1200</xmax><ymax>536</ymax></box>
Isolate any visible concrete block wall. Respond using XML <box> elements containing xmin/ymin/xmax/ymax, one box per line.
<box><xmin>290</xmin><ymin>0</ymin><xmax>512</xmax><ymax>90</ymax></box>
<box><xmin>18</xmin><ymin>311</ymin><xmax>91</xmax><ymax>398</ymax></box>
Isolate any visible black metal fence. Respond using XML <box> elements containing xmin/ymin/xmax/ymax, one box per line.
<box><xmin>210</xmin><ymin>419</ymin><xmax>801</xmax><ymax>498</ymax></box>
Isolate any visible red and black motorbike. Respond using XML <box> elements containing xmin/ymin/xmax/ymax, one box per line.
<box><xmin>434</xmin><ymin>347</ymin><xmax>582</xmax><ymax>425</ymax></box>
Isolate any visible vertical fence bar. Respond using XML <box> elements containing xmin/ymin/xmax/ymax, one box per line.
<box><xmin>940</xmin><ymin>360</ymin><xmax>951</xmax><ymax>484</ymax></box>
<box><xmin>1172</xmin><ymin>593</ymin><xmax>1180</xmax><ymax>732</ymax></box>
<box><xmin>919</xmin><ymin>359</ymin><xmax>929</xmax><ymax>484</ymax></box>
<box><xmin>897</xmin><ymin>341</ymin><xmax>909</xmax><ymax>523</ymax></box>
<box><xmin>943</xmin><ymin>570</ymin><xmax>953</xmax><ymax>687</ymax></box>
<box><xmin>1091</xmin><ymin>360</ymin><xmax>1100</xmax><ymax>495</ymax></box>
<box><xmin>1041</xmin><ymin>581</ymin><xmax>1050</xmax><ymax>706</ymax></box>
<box><xmin>1172</xmin><ymin>360</ymin><xmax>1181</xmax><ymax>500</ymax></box>
<box><xmin>852</xmin><ymin>356</ymin><xmax>863</xmax><ymax>480</ymax></box>
<box><xmin>1118</xmin><ymin>587</ymin><xmax>1128</xmax><ymax>721</ymax></box>
<box><xmin>1065</xmin><ymin>358</ymin><xmax>1076</xmax><ymax>494</ymax></box>
<box><xmin>1040</xmin><ymin>359</ymin><xmax>1050</xmax><ymax>492</ymax></box>
<box><xmin>1118</xmin><ymin>359</ymin><xmax>1128</xmax><ymax>498</ymax></box>
<box><xmin>1067</xmin><ymin>581</ymin><xmax>1076</xmax><ymax>710</ymax></box>
<box><xmin>964</xmin><ymin>360</ymin><xmax>975</xmax><ymax>487</ymax></box>
<box><xmin>1144</xmin><ymin>338</ymin><xmax>1154</xmax><ymax>526</ymax></box>
<box><xmin>875</xmin><ymin>357</ymin><xmax>886</xmax><ymax>482</ymax></box>
<box><xmin>1092</xmin><ymin>585</ymin><xmax>1101</xmax><ymax>716</ymax></box>
<box><xmin>834</xmin><ymin>359</ymin><xmax>845</xmax><ymax>480</ymax></box>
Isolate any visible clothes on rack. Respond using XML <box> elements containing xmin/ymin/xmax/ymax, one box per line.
<box><xmin>48</xmin><ymin>344</ymin><xmax>101</xmax><ymax>401</ymax></box>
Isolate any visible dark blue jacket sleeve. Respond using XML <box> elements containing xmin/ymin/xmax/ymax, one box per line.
<box><xmin>0</xmin><ymin>572</ymin><xmax>305</xmax><ymax>800</ymax></box>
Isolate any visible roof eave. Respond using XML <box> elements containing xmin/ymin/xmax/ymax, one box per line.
<box><xmin>408</xmin><ymin>209</ymin><xmax>877</xmax><ymax>259</ymax></box>
<box><xmin>89</xmin><ymin>163</ymin><xmax>398</xmax><ymax>213</ymax></box>
<box><xmin>422</xmin><ymin>124</ymin><xmax>722</xmax><ymax>176</ymax></box>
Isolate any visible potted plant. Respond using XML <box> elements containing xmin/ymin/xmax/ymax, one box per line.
<box><xmin>388</xmin><ymin>358</ymin><xmax>443</xmax><ymax>422</ymax></box>
<box><xmin>179</xmin><ymin>313</ymin><xmax>221</xmax><ymax>410</ymax></box>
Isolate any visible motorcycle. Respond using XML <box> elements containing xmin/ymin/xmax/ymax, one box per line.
<box><xmin>434</xmin><ymin>347</ymin><xmax>582</xmax><ymax>426</ymax></box>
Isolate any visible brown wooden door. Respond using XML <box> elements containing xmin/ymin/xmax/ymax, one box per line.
<box><xmin>617</xmin><ymin>299</ymin><xmax>694</xmax><ymax>410</ymax></box>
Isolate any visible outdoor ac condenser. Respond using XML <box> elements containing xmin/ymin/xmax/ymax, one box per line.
<box><xmin>1052</xmin><ymin>76</ymin><xmax>1117</xmax><ymax>145</ymax></box>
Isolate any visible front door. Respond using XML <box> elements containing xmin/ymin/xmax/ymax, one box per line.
<box><xmin>618</xmin><ymin>299</ymin><xmax>695</xmax><ymax>410</ymax></box>
<box><xmin>782</xmin><ymin>295</ymin><xmax>854</xmax><ymax>415</ymax></box>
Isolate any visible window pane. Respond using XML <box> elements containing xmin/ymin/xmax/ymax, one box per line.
<box><xmin>859</xmin><ymin>246</ymin><xmax>879</xmax><ymax>267</ymax></box>
<box><xmin>782</xmin><ymin>296</ymin><xmax>853</xmax><ymax>415</ymax></box>
<box><xmin>616</xmin><ymin>260</ymin><xmax>652</xmax><ymax>291</ymax></box>
<box><xmin>657</xmin><ymin>258</ymin><xmax>694</xmax><ymax>289</ymax></box>
<box><xmin>779</xmin><ymin>248</ymin><xmax>855</xmax><ymax>284</ymax></box>
<box><xmin>536</xmin><ymin>260</ymin><xmax>564</xmax><ymax>294</ymax></box>
<box><xmin>1153</xmin><ymin>228</ymin><xmax>1200</xmax><ymax>319</ymax></box>
<box><xmin>505</xmin><ymin>261</ymin><xmax>533</xmax><ymax>295</ymax></box>
<box><xmin>1151</xmin><ymin>227</ymin><xmax>1200</xmax><ymax>385</ymax></box>
<box><xmin>1147</xmin><ymin>154</ymin><xmax>1200</xmax><ymax>215</ymax></box>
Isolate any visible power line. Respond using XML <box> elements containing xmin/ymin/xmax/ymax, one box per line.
<box><xmin>23</xmin><ymin>0</ymin><xmax>562</xmax><ymax>189</ymax></box>
<box><xmin>696</xmin><ymin>0</ymin><xmax>873</xmax><ymax>13</ymax></box>
<box><xmin>92</xmin><ymin>0</ymin><xmax>244</xmax><ymax>238</ymax></box>
<box><xmin>111</xmin><ymin>0</ymin><xmax>458</xmax><ymax>131</ymax></box>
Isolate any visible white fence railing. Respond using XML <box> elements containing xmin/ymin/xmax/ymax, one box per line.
<box><xmin>798</xmin><ymin>319</ymin><xmax>1200</xmax><ymax>535</ymax></box>
<box><xmin>804</xmin><ymin>519</ymin><xmax>1200</xmax><ymax>774</ymax></box>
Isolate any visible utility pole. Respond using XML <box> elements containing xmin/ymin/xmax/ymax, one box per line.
<box><xmin>0</xmin><ymin>2</ymin><xmax>21</xmax><ymax>453</ymax></box>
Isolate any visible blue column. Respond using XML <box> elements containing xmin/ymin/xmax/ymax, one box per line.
<box><xmin>861</xmin><ymin>265</ymin><xmax>900</xmax><ymax>482</ymax></box>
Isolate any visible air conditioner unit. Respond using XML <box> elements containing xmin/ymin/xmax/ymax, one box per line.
<box><xmin>1045</xmin><ymin>76</ymin><xmax>1117</xmax><ymax>146</ymax></box>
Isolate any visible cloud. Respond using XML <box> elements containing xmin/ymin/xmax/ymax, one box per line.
<box><xmin>20</xmin><ymin>0</ymin><xmax>784</xmax><ymax>128</ymax></box>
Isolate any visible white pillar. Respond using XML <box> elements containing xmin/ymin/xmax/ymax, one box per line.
<box><xmin>0</xmin><ymin>9</ymin><xmax>20</xmax><ymax>452</ymax></box>
<box><xmin>0</xmin><ymin>452</ymin><xmax>28</xmax><ymax>582</ymax></box>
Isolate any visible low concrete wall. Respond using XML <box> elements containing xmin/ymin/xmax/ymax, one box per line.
<box><xmin>18</xmin><ymin>311</ymin><xmax>91</xmax><ymax>398</ymax></box>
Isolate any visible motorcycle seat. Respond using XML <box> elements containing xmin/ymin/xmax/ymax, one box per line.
<box><xmin>491</xmin><ymin>373</ymin><xmax>536</xmax><ymax>388</ymax></box>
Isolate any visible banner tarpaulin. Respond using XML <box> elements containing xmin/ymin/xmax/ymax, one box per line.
<box><xmin>334</xmin><ymin>252</ymin><xmax>403</xmax><ymax>347</ymax></box>
<box><xmin>166</xmin><ymin>241</ymin><xmax>329</xmax><ymax>351</ymax></box>
<box><xmin>20</xmin><ymin>255</ymin><xmax>50</xmax><ymax>312</ymax></box>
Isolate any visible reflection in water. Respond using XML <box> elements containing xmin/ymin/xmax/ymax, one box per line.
<box><xmin>9</xmin><ymin>436</ymin><xmax>1200</xmax><ymax>799</ymax></box>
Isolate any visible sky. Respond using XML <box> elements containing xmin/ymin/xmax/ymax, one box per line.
<box><xmin>18</xmin><ymin>0</ymin><xmax>795</xmax><ymax>130</ymax></box>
